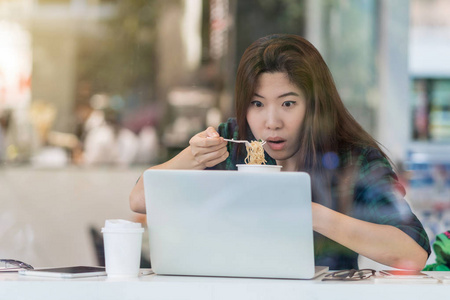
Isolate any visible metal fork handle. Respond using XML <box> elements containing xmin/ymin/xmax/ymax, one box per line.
<box><xmin>223</xmin><ymin>138</ymin><xmax>249</xmax><ymax>145</ymax></box>
<box><xmin>223</xmin><ymin>139</ymin><xmax>266</xmax><ymax>146</ymax></box>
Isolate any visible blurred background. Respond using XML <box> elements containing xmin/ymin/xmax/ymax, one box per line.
<box><xmin>1</xmin><ymin>0</ymin><xmax>450</xmax><ymax>268</ymax></box>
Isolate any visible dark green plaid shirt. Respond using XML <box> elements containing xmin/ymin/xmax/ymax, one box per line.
<box><xmin>210</xmin><ymin>118</ymin><xmax>431</xmax><ymax>270</ymax></box>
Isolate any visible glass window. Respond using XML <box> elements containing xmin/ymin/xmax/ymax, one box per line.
<box><xmin>411</xmin><ymin>78</ymin><xmax>450</xmax><ymax>141</ymax></box>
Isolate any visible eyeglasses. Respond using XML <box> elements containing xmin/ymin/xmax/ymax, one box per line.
<box><xmin>0</xmin><ymin>259</ymin><xmax>34</xmax><ymax>272</ymax></box>
<box><xmin>322</xmin><ymin>269</ymin><xmax>375</xmax><ymax>281</ymax></box>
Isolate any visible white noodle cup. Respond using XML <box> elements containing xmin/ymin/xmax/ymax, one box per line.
<box><xmin>236</xmin><ymin>164</ymin><xmax>282</xmax><ymax>172</ymax></box>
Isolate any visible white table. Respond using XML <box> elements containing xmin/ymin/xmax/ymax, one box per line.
<box><xmin>0</xmin><ymin>271</ymin><xmax>449</xmax><ymax>300</ymax></box>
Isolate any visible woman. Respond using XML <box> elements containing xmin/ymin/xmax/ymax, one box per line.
<box><xmin>130</xmin><ymin>34</ymin><xmax>430</xmax><ymax>270</ymax></box>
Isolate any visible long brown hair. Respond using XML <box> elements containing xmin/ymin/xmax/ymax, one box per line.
<box><xmin>235</xmin><ymin>34</ymin><xmax>387</xmax><ymax>171</ymax></box>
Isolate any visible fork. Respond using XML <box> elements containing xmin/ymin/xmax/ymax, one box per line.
<box><xmin>223</xmin><ymin>139</ymin><xmax>266</xmax><ymax>147</ymax></box>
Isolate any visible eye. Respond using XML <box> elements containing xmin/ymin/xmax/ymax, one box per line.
<box><xmin>282</xmin><ymin>101</ymin><xmax>296</xmax><ymax>107</ymax></box>
<box><xmin>250</xmin><ymin>100</ymin><xmax>263</xmax><ymax>108</ymax></box>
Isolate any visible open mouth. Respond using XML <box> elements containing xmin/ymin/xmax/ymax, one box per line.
<box><xmin>266</xmin><ymin>138</ymin><xmax>286</xmax><ymax>150</ymax></box>
<box><xmin>266</xmin><ymin>137</ymin><xmax>286</xmax><ymax>144</ymax></box>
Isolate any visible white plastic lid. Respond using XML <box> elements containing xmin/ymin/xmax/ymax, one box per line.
<box><xmin>101</xmin><ymin>219</ymin><xmax>144</xmax><ymax>233</ymax></box>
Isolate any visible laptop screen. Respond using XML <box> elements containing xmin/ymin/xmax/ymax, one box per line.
<box><xmin>143</xmin><ymin>169</ymin><xmax>323</xmax><ymax>279</ymax></box>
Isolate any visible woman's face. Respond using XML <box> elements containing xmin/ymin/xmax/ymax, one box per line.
<box><xmin>246</xmin><ymin>72</ymin><xmax>307</xmax><ymax>170</ymax></box>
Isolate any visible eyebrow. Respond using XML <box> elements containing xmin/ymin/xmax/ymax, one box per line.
<box><xmin>254</xmin><ymin>92</ymin><xmax>300</xmax><ymax>99</ymax></box>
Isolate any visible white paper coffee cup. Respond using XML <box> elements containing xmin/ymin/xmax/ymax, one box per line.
<box><xmin>101</xmin><ymin>219</ymin><xmax>144</xmax><ymax>278</ymax></box>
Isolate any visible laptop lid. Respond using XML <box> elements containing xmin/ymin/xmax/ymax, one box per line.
<box><xmin>143</xmin><ymin>169</ymin><xmax>327</xmax><ymax>279</ymax></box>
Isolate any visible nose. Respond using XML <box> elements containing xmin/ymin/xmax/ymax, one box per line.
<box><xmin>264</xmin><ymin>107</ymin><xmax>282</xmax><ymax>130</ymax></box>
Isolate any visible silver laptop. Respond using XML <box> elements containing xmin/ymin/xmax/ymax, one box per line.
<box><xmin>143</xmin><ymin>169</ymin><xmax>328</xmax><ymax>279</ymax></box>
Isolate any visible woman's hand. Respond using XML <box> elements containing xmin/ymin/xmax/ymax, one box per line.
<box><xmin>312</xmin><ymin>203</ymin><xmax>428</xmax><ymax>270</ymax></box>
<box><xmin>189</xmin><ymin>127</ymin><xmax>229</xmax><ymax>168</ymax></box>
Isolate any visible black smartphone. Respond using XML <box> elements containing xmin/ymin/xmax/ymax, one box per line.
<box><xmin>19</xmin><ymin>266</ymin><xmax>106</xmax><ymax>278</ymax></box>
